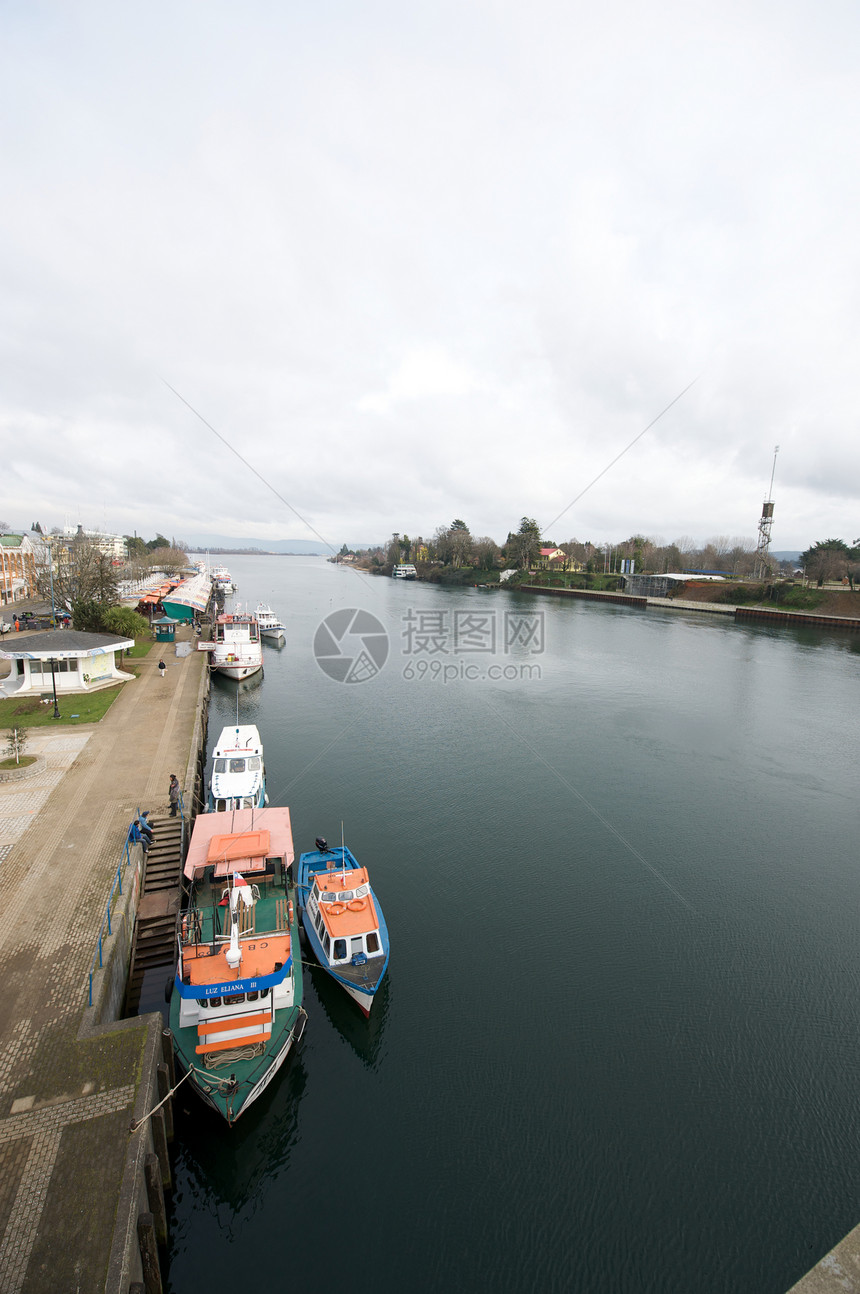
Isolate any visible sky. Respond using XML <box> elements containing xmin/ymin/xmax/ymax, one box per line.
<box><xmin>1</xmin><ymin>0</ymin><xmax>859</xmax><ymax>554</ymax></box>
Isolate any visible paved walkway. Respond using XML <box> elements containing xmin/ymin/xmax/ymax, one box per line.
<box><xmin>0</xmin><ymin>630</ymin><xmax>206</xmax><ymax>1294</ymax></box>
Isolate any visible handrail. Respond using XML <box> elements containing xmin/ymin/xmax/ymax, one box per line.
<box><xmin>87</xmin><ymin>835</ymin><xmax>136</xmax><ymax>1007</ymax></box>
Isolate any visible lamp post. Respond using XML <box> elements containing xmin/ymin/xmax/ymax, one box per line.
<box><xmin>48</xmin><ymin>657</ymin><xmax>60</xmax><ymax>719</ymax></box>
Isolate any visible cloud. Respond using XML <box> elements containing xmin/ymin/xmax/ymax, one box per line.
<box><xmin>1</xmin><ymin>0</ymin><xmax>859</xmax><ymax>548</ymax></box>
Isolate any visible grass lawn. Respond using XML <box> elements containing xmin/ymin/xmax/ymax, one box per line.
<box><xmin>0</xmin><ymin>686</ymin><xmax>126</xmax><ymax>727</ymax></box>
<box><xmin>0</xmin><ymin>754</ymin><xmax>37</xmax><ymax>769</ymax></box>
<box><xmin>125</xmin><ymin>640</ymin><xmax>155</xmax><ymax>659</ymax></box>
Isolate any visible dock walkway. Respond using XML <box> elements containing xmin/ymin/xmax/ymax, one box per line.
<box><xmin>0</xmin><ymin>630</ymin><xmax>206</xmax><ymax>1294</ymax></box>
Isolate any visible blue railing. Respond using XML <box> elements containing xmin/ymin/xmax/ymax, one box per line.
<box><xmin>87</xmin><ymin>835</ymin><xmax>136</xmax><ymax>1007</ymax></box>
<box><xmin>87</xmin><ymin>796</ymin><xmax>188</xmax><ymax>1006</ymax></box>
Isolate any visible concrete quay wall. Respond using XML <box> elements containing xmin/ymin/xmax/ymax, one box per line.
<box><xmin>0</xmin><ymin>628</ymin><xmax>208</xmax><ymax>1294</ymax></box>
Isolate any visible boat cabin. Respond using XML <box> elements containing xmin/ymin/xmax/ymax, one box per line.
<box><xmin>305</xmin><ymin>866</ymin><xmax>384</xmax><ymax>967</ymax></box>
<box><xmin>208</xmin><ymin>724</ymin><xmax>266</xmax><ymax>811</ymax></box>
<box><xmin>177</xmin><ymin>808</ymin><xmax>296</xmax><ymax>1040</ymax></box>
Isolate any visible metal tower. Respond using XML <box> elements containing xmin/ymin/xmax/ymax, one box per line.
<box><xmin>754</xmin><ymin>445</ymin><xmax>779</xmax><ymax>580</ymax></box>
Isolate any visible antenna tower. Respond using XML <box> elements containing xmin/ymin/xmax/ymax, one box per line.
<box><xmin>754</xmin><ymin>445</ymin><xmax>779</xmax><ymax>580</ymax></box>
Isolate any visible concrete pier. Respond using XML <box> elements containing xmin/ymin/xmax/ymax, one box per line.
<box><xmin>0</xmin><ymin>629</ymin><xmax>207</xmax><ymax>1293</ymax></box>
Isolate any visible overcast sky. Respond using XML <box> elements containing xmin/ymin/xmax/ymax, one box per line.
<box><xmin>1</xmin><ymin>0</ymin><xmax>858</xmax><ymax>552</ymax></box>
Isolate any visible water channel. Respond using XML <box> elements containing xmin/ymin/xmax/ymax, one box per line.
<box><xmin>165</xmin><ymin>555</ymin><xmax>860</xmax><ymax>1294</ymax></box>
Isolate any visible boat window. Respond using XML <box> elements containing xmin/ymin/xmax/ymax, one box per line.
<box><xmin>214</xmin><ymin>759</ymin><xmax>228</xmax><ymax>773</ymax></box>
<box><xmin>209</xmin><ymin>996</ymin><xmax>222</xmax><ymax>1007</ymax></box>
<box><xmin>247</xmin><ymin>990</ymin><xmax>259</xmax><ymax>1002</ymax></box>
<box><xmin>229</xmin><ymin>758</ymin><xmax>245</xmax><ymax>773</ymax></box>
<box><xmin>354</xmin><ymin>884</ymin><xmax>369</xmax><ymax>898</ymax></box>
<box><xmin>199</xmin><ymin>998</ymin><xmax>209</xmax><ymax>1009</ymax></box>
<box><xmin>224</xmin><ymin>993</ymin><xmax>245</xmax><ymax>1005</ymax></box>
<box><xmin>216</xmin><ymin>799</ymin><xmax>227</xmax><ymax>812</ymax></box>
<box><xmin>242</xmin><ymin>798</ymin><xmax>253</xmax><ymax>809</ymax></box>
<box><xmin>337</xmin><ymin>891</ymin><xmax>354</xmax><ymax>903</ymax></box>
<box><xmin>350</xmin><ymin>937</ymin><xmax>363</xmax><ymax>956</ymax></box>
<box><xmin>247</xmin><ymin>756</ymin><xmax>261</xmax><ymax>770</ymax></box>
<box><xmin>319</xmin><ymin>892</ymin><xmax>334</xmax><ymax>903</ymax></box>
<box><xmin>333</xmin><ymin>939</ymin><xmax>347</xmax><ymax>961</ymax></box>
<box><xmin>366</xmin><ymin>932</ymin><xmax>380</xmax><ymax>953</ymax></box>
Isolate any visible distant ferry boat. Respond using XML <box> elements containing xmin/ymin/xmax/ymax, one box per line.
<box><xmin>392</xmin><ymin>564</ymin><xmax>417</xmax><ymax>580</ymax></box>
<box><xmin>211</xmin><ymin>565</ymin><xmax>235</xmax><ymax>593</ymax></box>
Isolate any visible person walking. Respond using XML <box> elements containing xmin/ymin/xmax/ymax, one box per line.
<box><xmin>158</xmin><ymin>658</ymin><xmax>166</xmax><ymax>678</ymax></box>
<box><xmin>169</xmin><ymin>773</ymin><xmax>181</xmax><ymax>817</ymax></box>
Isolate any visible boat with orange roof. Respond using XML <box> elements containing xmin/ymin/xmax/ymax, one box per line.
<box><xmin>297</xmin><ymin>840</ymin><xmax>389</xmax><ymax>1016</ymax></box>
<box><xmin>168</xmin><ymin>807</ymin><xmax>306</xmax><ymax>1123</ymax></box>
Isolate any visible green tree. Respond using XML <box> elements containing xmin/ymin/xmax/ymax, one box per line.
<box><xmin>800</xmin><ymin>539</ymin><xmax>851</xmax><ymax>584</ymax></box>
<box><xmin>4</xmin><ymin>726</ymin><xmax>28</xmax><ymax>765</ymax></box>
<box><xmin>145</xmin><ymin>533</ymin><xmax>171</xmax><ymax>552</ymax></box>
<box><xmin>125</xmin><ymin>535</ymin><xmax>147</xmax><ymax>559</ymax></box>
<box><xmin>102</xmin><ymin>606</ymin><xmax>149</xmax><ymax>639</ymax></box>
<box><xmin>506</xmin><ymin>517</ymin><xmax>541</xmax><ymax>569</ymax></box>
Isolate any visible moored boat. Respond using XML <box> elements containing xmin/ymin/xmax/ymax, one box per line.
<box><xmin>169</xmin><ymin>807</ymin><xmax>306</xmax><ymax>1124</ymax></box>
<box><xmin>208</xmin><ymin>724</ymin><xmax>267</xmax><ymax>812</ymax></box>
<box><xmin>255</xmin><ymin>603</ymin><xmax>286</xmax><ymax>643</ymax></box>
<box><xmin>211</xmin><ymin>564</ymin><xmax>235</xmax><ymax>593</ymax></box>
<box><xmin>297</xmin><ymin>841</ymin><xmax>389</xmax><ymax>1016</ymax></box>
<box><xmin>203</xmin><ymin>612</ymin><xmax>263</xmax><ymax>680</ymax></box>
<box><xmin>392</xmin><ymin>564</ymin><xmax>417</xmax><ymax>579</ymax></box>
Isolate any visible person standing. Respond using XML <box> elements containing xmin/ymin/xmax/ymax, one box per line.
<box><xmin>169</xmin><ymin>773</ymin><xmax>181</xmax><ymax>817</ymax></box>
<box><xmin>158</xmin><ymin>658</ymin><xmax>166</xmax><ymax>678</ymax></box>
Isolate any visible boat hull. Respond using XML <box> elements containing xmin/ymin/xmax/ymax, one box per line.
<box><xmin>174</xmin><ymin>1007</ymin><xmax>307</xmax><ymax>1124</ymax></box>
<box><xmin>211</xmin><ymin>658</ymin><xmax>262</xmax><ymax>680</ymax></box>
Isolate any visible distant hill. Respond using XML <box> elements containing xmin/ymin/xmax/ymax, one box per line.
<box><xmin>181</xmin><ymin>534</ymin><xmax>380</xmax><ymax>554</ymax></box>
<box><xmin>772</xmin><ymin>550</ymin><xmax>802</xmax><ymax>562</ymax></box>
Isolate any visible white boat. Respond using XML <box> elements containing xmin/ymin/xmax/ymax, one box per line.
<box><xmin>204</xmin><ymin>612</ymin><xmax>263</xmax><ymax>680</ymax></box>
<box><xmin>255</xmin><ymin>603</ymin><xmax>286</xmax><ymax>643</ymax></box>
<box><xmin>208</xmin><ymin>724</ymin><xmax>268</xmax><ymax>812</ymax></box>
<box><xmin>211</xmin><ymin>565</ymin><xmax>236</xmax><ymax>593</ymax></box>
<box><xmin>392</xmin><ymin>564</ymin><xmax>417</xmax><ymax>580</ymax></box>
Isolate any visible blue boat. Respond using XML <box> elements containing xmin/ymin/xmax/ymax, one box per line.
<box><xmin>297</xmin><ymin>842</ymin><xmax>390</xmax><ymax>1015</ymax></box>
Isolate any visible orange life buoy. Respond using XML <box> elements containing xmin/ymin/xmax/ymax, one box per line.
<box><xmin>328</xmin><ymin>902</ymin><xmax>346</xmax><ymax>916</ymax></box>
<box><xmin>348</xmin><ymin>898</ymin><xmax>366</xmax><ymax>912</ymax></box>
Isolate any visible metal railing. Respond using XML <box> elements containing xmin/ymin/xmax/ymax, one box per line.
<box><xmin>87</xmin><ymin>835</ymin><xmax>136</xmax><ymax>1007</ymax></box>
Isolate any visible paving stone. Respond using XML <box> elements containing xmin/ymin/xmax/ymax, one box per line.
<box><xmin>0</xmin><ymin>636</ymin><xmax>206</xmax><ymax>1294</ymax></box>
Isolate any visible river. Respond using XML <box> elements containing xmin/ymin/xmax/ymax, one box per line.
<box><xmin>164</xmin><ymin>555</ymin><xmax>860</xmax><ymax>1294</ymax></box>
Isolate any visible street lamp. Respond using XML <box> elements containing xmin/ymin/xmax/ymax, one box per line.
<box><xmin>47</xmin><ymin>657</ymin><xmax>60</xmax><ymax>719</ymax></box>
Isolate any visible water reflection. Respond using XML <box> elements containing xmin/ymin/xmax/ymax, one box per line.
<box><xmin>303</xmin><ymin>956</ymin><xmax>391</xmax><ymax>1071</ymax></box>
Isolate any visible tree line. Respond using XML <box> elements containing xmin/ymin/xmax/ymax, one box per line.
<box><xmin>349</xmin><ymin>521</ymin><xmax>860</xmax><ymax>583</ymax></box>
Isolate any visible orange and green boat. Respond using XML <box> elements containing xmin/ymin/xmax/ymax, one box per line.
<box><xmin>169</xmin><ymin>807</ymin><xmax>306</xmax><ymax>1124</ymax></box>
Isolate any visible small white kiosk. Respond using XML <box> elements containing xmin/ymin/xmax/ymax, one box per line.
<box><xmin>0</xmin><ymin>631</ymin><xmax>135</xmax><ymax>698</ymax></box>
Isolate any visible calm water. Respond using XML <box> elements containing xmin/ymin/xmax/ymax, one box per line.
<box><xmin>165</xmin><ymin>556</ymin><xmax>860</xmax><ymax>1294</ymax></box>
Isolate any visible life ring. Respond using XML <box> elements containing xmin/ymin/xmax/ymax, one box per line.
<box><xmin>348</xmin><ymin>898</ymin><xmax>366</xmax><ymax>912</ymax></box>
<box><xmin>328</xmin><ymin>902</ymin><xmax>346</xmax><ymax>916</ymax></box>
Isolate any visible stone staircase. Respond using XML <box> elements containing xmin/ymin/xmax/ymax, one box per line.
<box><xmin>124</xmin><ymin>815</ymin><xmax>185</xmax><ymax>1016</ymax></box>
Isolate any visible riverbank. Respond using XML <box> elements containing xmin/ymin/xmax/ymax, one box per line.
<box><xmin>0</xmin><ymin>625</ymin><xmax>207</xmax><ymax>1293</ymax></box>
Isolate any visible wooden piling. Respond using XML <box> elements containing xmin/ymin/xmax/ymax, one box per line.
<box><xmin>156</xmin><ymin>1062</ymin><xmax>174</xmax><ymax>1142</ymax></box>
<box><xmin>161</xmin><ymin>1028</ymin><xmax>176</xmax><ymax>1088</ymax></box>
<box><xmin>137</xmin><ymin>1212</ymin><xmax>163</xmax><ymax>1294</ymax></box>
<box><xmin>151</xmin><ymin>1107</ymin><xmax>172</xmax><ymax>1192</ymax></box>
<box><xmin>144</xmin><ymin>1152</ymin><xmax>168</xmax><ymax>1245</ymax></box>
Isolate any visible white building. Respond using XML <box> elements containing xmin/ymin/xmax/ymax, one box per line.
<box><xmin>0</xmin><ymin>631</ymin><xmax>135</xmax><ymax>697</ymax></box>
